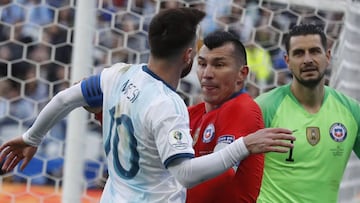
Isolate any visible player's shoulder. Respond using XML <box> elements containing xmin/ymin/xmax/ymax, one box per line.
<box><xmin>255</xmin><ymin>84</ymin><xmax>290</xmax><ymax>107</ymax></box>
<box><xmin>188</xmin><ymin>102</ymin><xmax>205</xmax><ymax>115</ymax></box>
<box><xmin>256</xmin><ymin>84</ymin><xmax>289</xmax><ymax>100</ymax></box>
<box><xmin>219</xmin><ymin>93</ymin><xmax>262</xmax><ymax>119</ymax></box>
<box><xmin>222</xmin><ymin>92</ymin><xmax>258</xmax><ymax>110</ymax></box>
<box><xmin>100</xmin><ymin>63</ymin><xmax>142</xmax><ymax>86</ymax></box>
<box><xmin>146</xmin><ymin>87</ymin><xmax>188</xmax><ymax>115</ymax></box>
<box><xmin>103</xmin><ymin>63</ymin><xmax>136</xmax><ymax>75</ymax></box>
<box><xmin>326</xmin><ymin>86</ymin><xmax>360</xmax><ymax>108</ymax></box>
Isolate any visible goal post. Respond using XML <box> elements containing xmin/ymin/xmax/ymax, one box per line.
<box><xmin>62</xmin><ymin>0</ymin><xmax>96</xmax><ymax>202</ymax></box>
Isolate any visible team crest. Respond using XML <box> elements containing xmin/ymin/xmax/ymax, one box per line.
<box><xmin>168</xmin><ymin>130</ymin><xmax>189</xmax><ymax>150</ymax></box>
<box><xmin>329</xmin><ymin>123</ymin><xmax>347</xmax><ymax>142</ymax></box>
<box><xmin>306</xmin><ymin>127</ymin><xmax>320</xmax><ymax>146</ymax></box>
<box><xmin>202</xmin><ymin>124</ymin><xmax>215</xmax><ymax>143</ymax></box>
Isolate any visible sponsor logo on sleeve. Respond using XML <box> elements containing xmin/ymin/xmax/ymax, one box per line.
<box><xmin>217</xmin><ymin>135</ymin><xmax>235</xmax><ymax>144</ymax></box>
<box><xmin>168</xmin><ymin>130</ymin><xmax>189</xmax><ymax>150</ymax></box>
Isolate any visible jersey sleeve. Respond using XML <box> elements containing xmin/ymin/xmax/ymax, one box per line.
<box><xmin>255</xmin><ymin>85</ymin><xmax>288</xmax><ymax>128</ymax></box>
<box><xmin>81</xmin><ymin>74</ymin><xmax>103</xmax><ymax>107</ymax></box>
<box><xmin>217</xmin><ymin>94</ymin><xmax>264</xmax><ymax>202</ymax></box>
<box><xmin>81</xmin><ymin>63</ymin><xmax>133</xmax><ymax>108</ymax></box>
<box><xmin>218</xmin><ymin>96</ymin><xmax>264</xmax><ymax>137</ymax></box>
<box><xmin>147</xmin><ymin>93</ymin><xmax>195</xmax><ymax>168</ymax></box>
<box><xmin>346</xmin><ymin>100</ymin><xmax>360</xmax><ymax>157</ymax></box>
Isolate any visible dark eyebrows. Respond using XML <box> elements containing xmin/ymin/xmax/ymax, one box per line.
<box><xmin>197</xmin><ymin>56</ymin><xmax>205</xmax><ymax>61</ymax></box>
<box><xmin>291</xmin><ymin>48</ymin><xmax>304</xmax><ymax>55</ymax></box>
<box><xmin>291</xmin><ymin>46</ymin><xmax>323</xmax><ymax>55</ymax></box>
<box><xmin>198</xmin><ymin>56</ymin><xmax>227</xmax><ymax>62</ymax></box>
<box><xmin>309</xmin><ymin>47</ymin><xmax>323</xmax><ymax>52</ymax></box>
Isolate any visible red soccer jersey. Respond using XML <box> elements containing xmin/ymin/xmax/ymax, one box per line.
<box><xmin>186</xmin><ymin>93</ymin><xmax>265</xmax><ymax>203</ymax></box>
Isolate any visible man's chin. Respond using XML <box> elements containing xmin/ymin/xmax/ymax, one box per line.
<box><xmin>299</xmin><ymin>78</ymin><xmax>322</xmax><ymax>87</ymax></box>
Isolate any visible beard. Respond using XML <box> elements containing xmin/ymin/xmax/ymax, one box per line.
<box><xmin>292</xmin><ymin>69</ymin><xmax>326</xmax><ymax>88</ymax></box>
<box><xmin>181</xmin><ymin>58</ymin><xmax>193</xmax><ymax>78</ymax></box>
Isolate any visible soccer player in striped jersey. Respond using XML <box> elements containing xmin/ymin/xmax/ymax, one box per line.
<box><xmin>256</xmin><ymin>24</ymin><xmax>360</xmax><ymax>202</ymax></box>
<box><xmin>0</xmin><ymin>8</ymin><xmax>295</xmax><ymax>203</ymax></box>
<box><xmin>186</xmin><ymin>31</ymin><xmax>264</xmax><ymax>203</ymax></box>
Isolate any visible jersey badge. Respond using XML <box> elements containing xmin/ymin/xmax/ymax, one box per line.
<box><xmin>202</xmin><ymin>124</ymin><xmax>215</xmax><ymax>143</ymax></box>
<box><xmin>306</xmin><ymin>127</ymin><xmax>320</xmax><ymax>146</ymax></box>
<box><xmin>217</xmin><ymin>135</ymin><xmax>235</xmax><ymax>144</ymax></box>
<box><xmin>329</xmin><ymin>123</ymin><xmax>347</xmax><ymax>142</ymax></box>
<box><xmin>168</xmin><ymin>130</ymin><xmax>190</xmax><ymax>150</ymax></box>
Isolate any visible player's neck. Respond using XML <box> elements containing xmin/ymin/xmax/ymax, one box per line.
<box><xmin>290</xmin><ymin>81</ymin><xmax>325</xmax><ymax>114</ymax></box>
<box><xmin>148</xmin><ymin>56</ymin><xmax>182</xmax><ymax>90</ymax></box>
<box><xmin>204</xmin><ymin>103</ymin><xmax>219</xmax><ymax>112</ymax></box>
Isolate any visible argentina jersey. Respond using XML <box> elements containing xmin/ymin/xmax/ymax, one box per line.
<box><xmin>81</xmin><ymin>63</ymin><xmax>195</xmax><ymax>203</ymax></box>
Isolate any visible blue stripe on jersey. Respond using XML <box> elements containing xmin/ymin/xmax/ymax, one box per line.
<box><xmin>81</xmin><ymin>75</ymin><xmax>103</xmax><ymax>107</ymax></box>
<box><xmin>164</xmin><ymin>153</ymin><xmax>194</xmax><ymax>168</ymax></box>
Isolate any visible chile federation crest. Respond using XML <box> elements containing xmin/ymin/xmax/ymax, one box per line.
<box><xmin>329</xmin><ymin>123</ymin><xmax>347</xmax><ymax>142</ymax></box>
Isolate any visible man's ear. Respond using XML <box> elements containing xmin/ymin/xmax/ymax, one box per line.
<box><xmin>284</xmin><ymin>54</ymin><xmax>289</xmax><ymax>66</ymax></box>
<box><xmin>183</xmin><ymin>47</ymin><xmax>193</xmax><ymax>65</ymax></box>
<box><xmin>237</xmin><ymin>65</ymin><xmax>249</xmax><ymax>85</ymax></box>
<box><xmin>326</xmin><ymin>48</ymin><xmax>331</xmax><ymax>61</ymax></box>
<box><xmin>240</xmin><ymin>65</ymin><xmax>249</xmax><ymax>78</ymax></box>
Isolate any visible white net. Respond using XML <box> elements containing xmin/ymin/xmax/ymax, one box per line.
<box><xmin>0</xmin><ymin>0</ymin><xmax>358</xmax><ymax>202</ymax></box>
<box><xmin>330</xmin><ymin>1</ymin><xmax>360</xmax><ymax>202</ymax></box>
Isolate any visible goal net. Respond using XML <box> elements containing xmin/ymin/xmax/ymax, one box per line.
<box><xmin>0</xmin><ymin>0</ymin><xmax>358</xmax><ymax>202</ymax></box>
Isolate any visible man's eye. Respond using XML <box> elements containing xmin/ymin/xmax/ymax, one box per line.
<box><xmin>198</xmin><ymin>62</ymin><xmax>206</xmax><ymax>67</ymax></box>
<box><xmin>292</xmin><ymin>51</ymin><xmax>303</xmax><ymax>56</ymax></box>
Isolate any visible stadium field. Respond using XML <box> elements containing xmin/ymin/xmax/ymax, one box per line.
<box><xmin>0</xmin><ymin>182</ymin><xmax>102</xmax><ymax>203</ymax></box>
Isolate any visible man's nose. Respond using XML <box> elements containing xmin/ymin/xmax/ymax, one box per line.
<box><xmin>303</xmin><ymin>52</ymin><xmax>314</xmax><ymax>64</ymax></box>
<box><xmin>202</xmin><ymin>65</ymin><xmax>214</xmax><ymax>78</ymax></box>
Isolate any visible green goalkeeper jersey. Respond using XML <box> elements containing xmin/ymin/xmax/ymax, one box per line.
<box><xmin>255</xmin><ymin>84</ymin><xmax>360</xmax><ymax>203</ymax></box>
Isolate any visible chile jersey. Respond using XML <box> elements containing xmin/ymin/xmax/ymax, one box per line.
<box><xmin>187</xmin><ymin>91</ymin><xmax>264</xmax><ymax>203</ymax></box>
<box><xmin>255</xmin><ymin>84</ymin><xmax>360</xmax><ymax>203</ymax></box>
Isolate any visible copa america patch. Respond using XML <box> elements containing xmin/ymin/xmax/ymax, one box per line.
<box><xmin>329</xmin><ymin>123</ymin><xmax>347</xmax><ymax>142</ymax></box>
<box><xmin>202</xmin><ymin>124</ymin><xmax>215</xmax><ymax>143</ymax></box>
<box><xmin>168</xmin><ymin>130</ymin><xmax>190</xmax><ymax>150</ymax></box>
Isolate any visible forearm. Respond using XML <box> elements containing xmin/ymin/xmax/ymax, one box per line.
<box><xmin>23</xmin><ymin>84</ymin><xmax>87</xmax><ymax>146</ymax></box>
<box><xmin>168</xmin><ymin>137</ymin><xmax>249</xmax><ymax>188</ymax></box>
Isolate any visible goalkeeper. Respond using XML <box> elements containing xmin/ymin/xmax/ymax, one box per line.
<box><xmin>256</xmin><ymin>24</ymin><xmax>360</xmax><ymax>203</ymax></box>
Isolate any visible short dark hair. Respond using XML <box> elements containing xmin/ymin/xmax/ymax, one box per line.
<box><xmin>284</xmin><ymin>24</ymin><xmax>327</xmax><ymax>54</ymax></box>
<box><xmin>203</xmin><ymin>30</ymin><xmax>247</xmax><ymax>65</ymax></box>
<box><xmin>148</xmin><ymin>8</ymin><xmax>205</xmax><ymax>59</ymax></box>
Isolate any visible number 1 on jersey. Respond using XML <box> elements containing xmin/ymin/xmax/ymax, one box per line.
<box><xmin>285</xmin><ymin>140</ymin><xmax>294</xmax><ymax>162</ymax></box>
